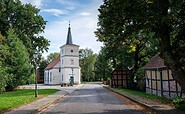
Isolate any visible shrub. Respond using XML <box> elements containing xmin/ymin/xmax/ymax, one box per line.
<box><xmin>134</xmin><ymin>68</ymin><xmax>145</xmax><ymax>91</ymax></box>
<box><xmin>173</xmin><ymin>97</ymin><xmax>185</xmax><ymax>110</ymax></box>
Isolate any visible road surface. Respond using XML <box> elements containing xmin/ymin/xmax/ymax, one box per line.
<box><xmin>40</xmin><ymin>83</ymin><xmax>148</xmax><ymax>114</ymax></box>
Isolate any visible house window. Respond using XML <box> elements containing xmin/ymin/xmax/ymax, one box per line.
<box><xmin>62</xmin><ymin>60</ymin><xmax>63</xmax><ymax>65</ymax></box>
<box><xmin>44</xmin><ymin>72</ymin><xmax>47</xmax><ymax>81</ymax></box>
<box><xmin>50</xmin><ymin>72</ymin><xmax>52</xmax><ymax>82</ymax></box>
<box><xmin>62</xmin><ymin>49</ymin><xmax>64</xmax><ymax>54</ymax></box>
<box><xmin>71</xmin><ymin>59</ymin><xmax>74</xmax><ymax>65</ymax></box>
<box><xmin>59</xmin><ymin>68</ymin><xmax>61</xmax><ymax>72</ymax></box>
<box><xmin>62</xmin><ymin>75</ymin><xmax>63</xmax><ymax>81</ymax></box>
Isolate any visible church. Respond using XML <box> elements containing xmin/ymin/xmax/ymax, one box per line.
<box><xmin>44</xmin><ymin>24</ymin><xmax>81</xmax><ymax>85</ymax></box>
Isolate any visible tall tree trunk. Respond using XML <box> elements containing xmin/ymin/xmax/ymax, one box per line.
<box><xmin>134</xmin><ymin>45</ymin><xmax>139</xmax><ymax>71</ymax></box>
<box><xmin>160</xmin><ymin>23</ymin><xmax>185</xmax><ymax>93</ymax></box>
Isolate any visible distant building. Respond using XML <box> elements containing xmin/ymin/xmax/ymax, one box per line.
<box><xmin>44</xmin><ymin>24</ymin><xmax>81</xmax><ymax>85</ymax></box>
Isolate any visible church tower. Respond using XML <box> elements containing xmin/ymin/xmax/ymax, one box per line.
<box><xmin>60</xmin><ymin>23</ymin><xmax>81</xmax><ymax>85</ymax></box>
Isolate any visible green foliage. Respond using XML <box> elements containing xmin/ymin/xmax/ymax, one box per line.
<box><xmin>173</xmin><ymin>97</ymin><xmax>185</xmax><ymax>110</ymax></box>
<box><xmin>0</xmin><ymin>89</ymin><xmax>59</xmax><ymax>113</ymax></box>
<box><xmin>117</xmin><ymin>88</ymin><xmax>172</xmax><ymax>104</ymax></box>
<box><xmin>94</xmin><ymin>47</ymin><xmax>112</xmax><ymax>81</ymax></box>
<box><xmin>0</xmin><ymin>0</ymin><xmax>50</xmax><ymax>60</ymax></box>
<box><xmin>96</xmin><ymin>0</ymin><xmax>185</xmax><ymax>92</ymax></box>
<box><xmin>0</xmin><ymin>0</ymin><xmax>50</xmax><ymax>92</ymax></box>
<box><xmin>79</xmin><ymin>48</ymin><xmax>97</xmax><ymax>81</ymax></box>
<box><xmin>46</xmin><ymin>52</ymin><xmax>60</xmax><ymax>63</ymax></box>
<box><xmin>38</xmin><ymin>58</ymin><xmax>49</xmax><ymax>81</ymax></box>
<box><xmin>4</xmin><ymin>28</ymin><xmax>32</xmax><ymax>90</ymax></box>
<box><xmin>134</xmin><ymin>68</ymin><xmax>145</xmax><ymax>91</ymax></box>
<box><xmin>0</xmin><ymin>67</ymin><xmax>8</xmax><ymax>92</ymax></box>
<box><xmin>27</xmin><ymin>74</ymin><xmax>35</xmax><ymax>84</ymax></box>
<box><xmin>81</xmin><ymin>82</ymin><xmax>89</xmax><ymax>84</ymax></box>
<box><xmin>0</xmin><ymin>34</ymin><xmax>8</xmax><ymax>91</ymax></box>
<box><xmin>96</xmin><ymin>1</ymin><xmax>159</xmax><ymax>87</ymax></box>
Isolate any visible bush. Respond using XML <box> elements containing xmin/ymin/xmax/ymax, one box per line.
<box><xmin>134</xmin><ymin>68</ymin><xmax>145</xmax><ymax>91</ymax></box>
<box><xmin>27</xmin><ymin>74</ymin><xmax>35</xmax><ymax>84</ymax></box>
<box><xmin>173</xmin><ymin>97</ymin><xmax>185</xmax><ymax>110</ymax></box>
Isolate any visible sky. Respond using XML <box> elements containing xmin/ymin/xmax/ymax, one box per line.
<box><xmin>20</xmin><ymin>0</ymin><xmax>103</xmax><ymax>57</ymax></box>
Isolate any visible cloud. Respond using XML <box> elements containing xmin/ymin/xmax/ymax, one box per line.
<box><xmin>20</xmin><ymin>0</ymin><xmax>43</xmax><ymax>8</ymax></box>
<box><xmin>79</xmin><ymin>12</ymin><xmax>91</xmax><ymax>16</ymax></box>
<box><xmin>42</xmin><ymin>9</ymin><xmax>68</xmax><ymax>17</ymax></box>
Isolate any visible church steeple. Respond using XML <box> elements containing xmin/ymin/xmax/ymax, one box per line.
<box><xmin>66</xmin><ymin>22</ymin><xmax>73</xmax><ymax>45</ymax></box>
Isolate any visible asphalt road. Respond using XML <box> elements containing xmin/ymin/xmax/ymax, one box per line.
<box><xmin>40</xmin><ymin>83</ymin><xmax>146</xmax><ymax>114</ymax></box>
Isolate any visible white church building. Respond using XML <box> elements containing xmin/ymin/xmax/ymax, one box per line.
<box><xmin>44</xmin><ymin>24</ymin><xmax>81</xmax><ymax>85</ymax></box>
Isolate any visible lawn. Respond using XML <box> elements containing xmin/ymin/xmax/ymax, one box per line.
<box><xmin>0</xmin><ymin>89</ymin><xmax>59</xmax><ymax>113</ymax></box>
<box><xmin>117</xmin><ymin>88</ymin><xmax>172</xmax><ymax>104</ymax></box>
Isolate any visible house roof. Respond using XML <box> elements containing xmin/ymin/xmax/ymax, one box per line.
<box><xmin>144</xmin><ymin>53</ymin><xmax>166</xmax><ymax>69</ymax></box>
<box><xmin>45</xmin><ymin>56</ymin><xmax>60</xmax><ymax>70</ymax></box>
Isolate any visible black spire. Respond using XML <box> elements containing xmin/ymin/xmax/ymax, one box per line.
<box><xmin>66</xmin><ymin>22</ymin><xmax>73</xmax><ymax>44</ymax></box>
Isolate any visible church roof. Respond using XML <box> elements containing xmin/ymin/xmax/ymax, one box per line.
<box><xmin>45</xmin><ymin>56</ymin><xmax>60</xmax><ymax>70</ymax></box>
<box><xmin>66</xmin><ymin>24</ymin><xmax>73</xmax><ymax>45</ymax></box>
<box><xmin>144</xmin><ymin>53</ymin><xmax>166</xmax><ymax>69</ymax></box>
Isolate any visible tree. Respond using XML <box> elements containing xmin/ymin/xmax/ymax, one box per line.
<box><xmin>4</xmin><ymin>28</ymin><xmax>32</xmax><ymax>91</ymax></box>
<box><xmin>79</xmin><ymin>48</ymin><xmax>97</xmax><ymax>82</ymax></box>
<box><xmin>0</xmin><ymin>0</ymin><xmax>50</xmax><ymax>60</ymax></box>
<box><xmin>94</xmin><ymin>47</ymin><xmax>112</xmax><ymax>81</ymax></box>
<box><xmin>0</xmin><ymin>34</ymin><xmax>10</xmax><ymax>91</ymax></box>
<box><xmin>47</xmin><ymin>52</ymin><xmax>60</xmax><ymax>63</ymax></box>
<box><xmin>38</xmin><ymin>57</ymin><xmax>49</xmax><ymax>82</ymax></box>
<box><xmin>96</xmin><ymin>0</ymin><xmax>185</xmax><ymax>92</ymax></box>
<box><xmin>96</xmin><ymin>24</ymin><xmax>159</xmax><ymax>88</ymax></box>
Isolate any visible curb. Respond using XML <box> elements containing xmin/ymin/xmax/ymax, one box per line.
<box><xmin>35</xmin><ymin>93</ymin><xmax>69</xmax><ymax>114</ymax></box>
<box><xmin>103</xmin><ymin>85</ymin><xmax>159</xmax><ymax>113</ymax></box>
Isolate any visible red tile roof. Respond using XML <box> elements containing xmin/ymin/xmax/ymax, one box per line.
<box><xmin>144</xmin><ymin>53</ymin><xmax>166</xmax><ymax>69</ymax></box>
<box><xmin>45</xmin><ymin>56</ymin><xmax>60</xmax><ymax>70</ymax></box>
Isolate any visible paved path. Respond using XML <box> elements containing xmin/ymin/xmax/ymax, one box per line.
<box><xmin>40</xmin><ymin>83</ymin><xmax>146</xmax><ymax>114</ymax></box>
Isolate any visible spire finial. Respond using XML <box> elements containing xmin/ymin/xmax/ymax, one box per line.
<box><xmin>69</xmin><ymin>21</ymin><xmax>70</xmax><ymax>28</ymax></box>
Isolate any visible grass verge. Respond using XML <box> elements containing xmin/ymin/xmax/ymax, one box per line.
<box><xmin>117</xmin><ymin>88</ymin><xmax>172</xmax><ymax>104</ymax></box>
<box><xmin>0</xmin><ymin>89</ymin><xmax>59</xmax><ymax>113</ymax></box>
<box><xmin>81</xmin><ymin>82</ymin><xmax>89</xmax><ymax>84</ymax></box>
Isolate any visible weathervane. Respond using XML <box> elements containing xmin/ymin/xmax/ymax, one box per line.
<box><xmin>69</xmin><ymin>21</ymin><xmax>71</xmax><ymax>28</ymax></box>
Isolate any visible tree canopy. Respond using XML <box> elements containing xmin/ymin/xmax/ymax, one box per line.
<box><xmin>0</xmin><ymin>28</ymin><xmax>32</xmax><ymax>91</ymax></box>
<box><xmin>0</xmin><ymin>0</ymin><xmax>50</xmax><ymax>60</ymax></box>
<box><xmin>96</xmin><ymin>0</ymin><xmax>185</xmax><ymax>92</ymax></box>
<box><xmin>0</xmin><ymin>0</ymin><xmax>49</xmax><ymax>91</ymax></box>
<box><xmin>47</xmin><ymin>52</ymin><xmax>60</xmax><ymax>63</ymax></box>
<box><xmin>79</xmin><ymin>48</ymin><xmax>97</xmax><ymax>82</ymax></box>
<box><xmin>94</xmin><ymin>47</ymin><xmax>112</xmax><ymax>81</ymax></box>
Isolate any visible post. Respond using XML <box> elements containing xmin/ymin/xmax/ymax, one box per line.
<box><xmin>35</xmin><ymin>66</ymin><xmax>38</xmax><ymax>97</ymax></box>
<box><xmin>160</xmin><ymin>70</ymin><xmax>163</xmax><ymax>97</ymax></box>
<box><xmin>34</xmin><ymin>52</ymin><xmax>38</xmax><ymax>97</ymax></box>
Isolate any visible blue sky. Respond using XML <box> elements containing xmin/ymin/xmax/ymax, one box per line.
<box><xmin>21</xmin><ymin>0</ymin><xmax>103</xmax><ymax>57</ymax></box>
